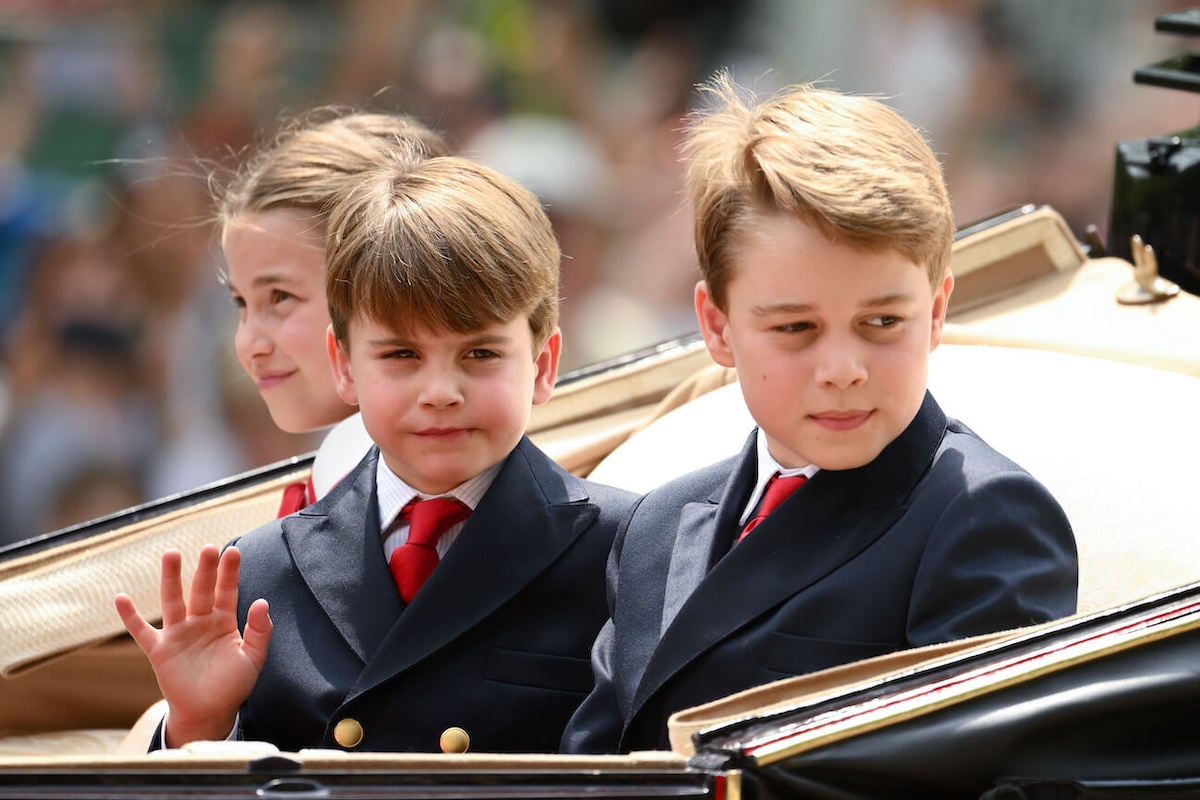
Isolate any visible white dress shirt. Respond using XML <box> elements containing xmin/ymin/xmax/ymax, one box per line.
<box><xmin>738</xmin><ymin>428</ymin><xmax>821</xmax><ymax>527</ymax></box>
<box><xmin>376</xmin><ymin>457</ymin><xmax>503</xmax><ymax>557</ymax></box>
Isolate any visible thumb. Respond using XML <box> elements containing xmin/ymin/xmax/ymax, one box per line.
<box><xmin>114</xmin><ymin>593</ymin><xmax>159</xmax><ymax>654</ymax></box>
<box><xmin>241</xmin><ymin>598</ymin><xmax>273</xmax><ymax>668</ymax></box>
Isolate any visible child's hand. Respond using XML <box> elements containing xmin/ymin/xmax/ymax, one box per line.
<box><xmin>114</xmin><ymin>544</ymin><xmax>272</xmax><ymax>748</ymax></box>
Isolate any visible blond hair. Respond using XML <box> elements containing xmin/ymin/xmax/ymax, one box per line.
<box><xmin>216</xmin><ymin>109</ymin><xmax>450</xmax><ymax>234</ymax></box>
<box><xmin>682</xmin><ymin>73</ymin><xmax>954</xmax><ymax>309</ymax></box>
<box><xmin>326</xmin><ymin>157</ymin><xmax>560</xmax><ymax>349</ymax></box>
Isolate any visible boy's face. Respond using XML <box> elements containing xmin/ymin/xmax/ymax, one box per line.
<box><xmin>696</xmin><ymin>213</ymin><xmax>953</xmax><ymax>471</ymax></box>
<box><xmin>225</xmin><ymin>209</ymin><xmax>351</xmax><ymax>433</ymax></box>
<box><xmin>330</xmin><ymin>316</ymin><xmax>560</xmax><ymax>495</ymax></box>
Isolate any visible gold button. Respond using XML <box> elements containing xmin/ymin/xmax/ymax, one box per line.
<box><xmin>333</xmin><ymin>718</ymin><xmax>364</xmax><ymax>748</ymax></box>
<box><xmin>439</xmin><ymin>726</ymin><xmax>470</xmax><ymax>753</ymax></box>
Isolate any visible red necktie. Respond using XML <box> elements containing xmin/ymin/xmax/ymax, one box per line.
<box><xmin>276</xmin><ymin>476</ymin><xmax>315</xmax><ymax>518</ymax></box>
<box><xmin>388</xmin><ymin>497</ymin><xmax>471</xmax><ymax>603</ymax></box>
<box><xmin>739</xmin><ymin>473</ymin><xmax>808</xmax><ymax>541</ymax></box>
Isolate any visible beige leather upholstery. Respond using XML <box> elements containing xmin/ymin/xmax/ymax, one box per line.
<box><xmin>0</xmin><ymin>471</ymin><xmax>304</xmax><ymax>753</ymax></box>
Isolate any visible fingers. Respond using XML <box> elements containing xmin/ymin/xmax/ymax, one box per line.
<box><xmin>159</xmin><ymin>549</ymin><xmax>187</xmax><ymax>627</ymax></box>
<box><xmin>114</xmin><ymin>593</ymin><xmax>158</xmax><ymax>654</ymax></box>
<box><xmin>186</xmin><ymin>544</ymin><xmax>223</xmax><ymax>616</ymax></box>
<box><xmin>213</xmin><ymin>546</ymin><xmax>242</xmax><ymax>614</ymax></box>
<box><xmin>241</xmin><ymin>598</ymin><xmax>273</xmax><ymax>669</ymax></box>
<box><xmin>163</xmin><ymin>545</ymin><xmax>224</xmax><ymax>626</ymax></box>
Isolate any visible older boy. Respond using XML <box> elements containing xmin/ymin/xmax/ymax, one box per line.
<box><xmin>562</xmin><ymin>76</ymin><xmax>1078</xmax><ymax>754</ymax></box>
<box><xmin>116</xmin><ymin>156</ymin><xmax>636</xmax><ymax>753</ymax></box>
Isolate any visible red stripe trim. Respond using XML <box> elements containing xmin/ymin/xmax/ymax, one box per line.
<box><xmin>743</xmin><ymin>599</ymin><xmax>1200</xmax><ymax>759</ymax></box>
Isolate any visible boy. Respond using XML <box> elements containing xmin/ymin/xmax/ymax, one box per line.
<box><xmin>562</xmin><ymin>75</ymin><xmax>1078</xmax><ymax>754</ymax></box>
<box><xmin>115</xmin><ymin>156</ymin><xmax>636</xmax><ymax>753</ymax></box>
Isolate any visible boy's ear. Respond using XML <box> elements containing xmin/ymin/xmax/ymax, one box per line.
<box><xmin>327</xmin><ymin>326</ymin><xmax>359</xmax><ymax>406</ymax></box>
<box><xmin>325</xmin><ymin>324</ymin><xmax>342</xmax><ymax>388</ymax></box>
<box><xmin>929</xmin><ymin>271</ymin><xmax>955</xmax><ymax>351</ymax></box>
<box><xmin>695</xmin><ymin>280</ymin><xmax>736</xmax><ymax>368</ymax></box>
<box><xmin>531</xmin><ymin>327</ymin><xmax>562</xmax><ymax>406</ymax></box>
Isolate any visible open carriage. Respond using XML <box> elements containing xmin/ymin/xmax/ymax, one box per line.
<box><xmin>2</xmin><ymin>197</ymin><xmax>1200</xmax><ymax>797</ymax></box>
<box><xmin>4</xmin><ymin>9</ymin><xmax>1200</xmax><ymax>792</ymax></box>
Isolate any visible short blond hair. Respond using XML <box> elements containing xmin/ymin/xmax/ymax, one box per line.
<box><xmin>216</xmin><ymin>109</ymin><xmax>450</xmax><ymax>233</ymax></box>
<box><xmin>682</xmin><ymin>73</ymin><xmax>954</xmax><ymax>309</ymax></box>
<box><xmin>325</xmin><ymin>156</ymin><xmax>560</xmax><ymax>349</ymax></box>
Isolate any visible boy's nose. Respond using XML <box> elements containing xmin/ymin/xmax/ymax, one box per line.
<box><xmin>813</xmin><ymin>342</ymin><xmax>868</xmax><ymax>389</ymax></box>
<box><xmin>419</xmin><ymin>368</ymin><xmax>465</xmax><ymax>408</ymax></box>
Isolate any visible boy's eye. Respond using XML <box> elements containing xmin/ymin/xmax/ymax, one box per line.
<box><xmin>269</xmin><ymin>289</ymin><xmax>297</xmax><ymax>305</ymax></box>
<box><xmin>229</xmin><ymin>293</ymin><xmax>246</xmax><ymax>310</ymax></box>
<box><xmin>382</xmin><ymin>349</ymin><xmax>418</xmax><ymax>360</ymax></box>
<box><xmin>864</xmin><ymin>315</ymin><xmax>900</xmax><ymax>328</ymax></box>
<box><xmin>466</xmin><ymin>348</ymin><xmax>501</xmax><ymax>360</ymax></box>
<box><xmin>773</xmin><ymin>321</ymin><xmax>815</xmax><ymax>334</ymax></box>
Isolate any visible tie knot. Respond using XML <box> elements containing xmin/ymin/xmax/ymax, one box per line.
<box><xmin>389</xmin><ymin>497</ymin><xmax>471</xmax><ymax>604</ymax></box>
<box><xmin>739</xmin><ymin>472</ymin><xmax>808</xmax><ymax>542</ymax></box>
<box><xmin>759</xmin><ymin>473</ymin><xmax>808</xmax><ymax>517</ymax></box>
<box><xmin>400</xmin><ymin>496</ymin><xmax>472</xmax><ymax>547</ymax></box>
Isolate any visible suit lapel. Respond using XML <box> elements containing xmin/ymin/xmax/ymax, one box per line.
<box><xmin>658</xmin><ymin>438</ymin><xmax>757</xmax><ymax>637</ymax></box>
<box><xmin>627</xmin><ymin>393</ymin><xmax>948</xmax><ymax>729</ymax></box>
<box><xmin>283</xmin><ymin>447</ymin><xmax>402</xmax><ymax>664</ymax></box>
<box><xmin>348</xmin><ymin>438</ymin><xmax>597</xmax><ymax>699</ymax></box>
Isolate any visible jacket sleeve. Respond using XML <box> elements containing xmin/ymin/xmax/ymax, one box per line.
<box><xmin>559</xmin><ymin>496</ymin><xmax>643</xmax><ymax>754</ymax></box>
<box><xmin>907</xmin><ymin>468</ymin><xmax>1078</xmax><ymax>644</ymax></box>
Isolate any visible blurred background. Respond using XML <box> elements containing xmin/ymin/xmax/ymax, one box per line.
<box><xmin>0</xmin><ymin>0</ymin><xmax>1196</xmax><ymax>543</ymax></box>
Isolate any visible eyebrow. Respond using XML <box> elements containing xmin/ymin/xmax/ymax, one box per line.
<box><xmin>227</xmin><ymin>273</ymin><xmax>289</xmax><ymax>295</ymax></box>
<box><xmin>751</xmin><ymin>302</ymin><xmax>815</xmax><ymax>316</ymax></box>
<box><xmin>466</xmin><ymin>334</ymin><xmax>513</xmax><ymax>347</ymax></box>
<box><xmin>364</xmin><ymin>333</ymin><xmax>514</xmax><ymax>348</ymax></box>
<box><xmin>751</xmin><ymin>292</ymin><xmax>916</xmax><ymax>316</ymax></box>
<box><xmin>249</xmin><ymin>274</ymin><xmax>291</xmax><ymax>288</ymax></box>
<box><xmin>860</xmin><ymin>292</ymin><xmax>916</xmax><ymax>308</ymax></box>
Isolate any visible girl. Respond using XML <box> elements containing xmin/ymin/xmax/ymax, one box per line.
<box><xmin>218</xmin><ymin>110</ymin><xmax>450</xmax><ymax>514</ymax></box>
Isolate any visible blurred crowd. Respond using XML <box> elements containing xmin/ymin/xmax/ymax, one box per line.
<box><xmin>0</xmin><ymin>0</ymin><xmax>1195</xmax><ymax>543</ymax></box>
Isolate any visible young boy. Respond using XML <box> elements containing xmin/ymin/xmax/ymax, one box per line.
<box><xmin>115</xmin><ymin>156</ymin><xmax>637</xmax><ymax>754</ymax></box>
<box><xmin>562</xmin><ymin>75</ymin><xmax>1078</xmax><ymax>754</ymax></box>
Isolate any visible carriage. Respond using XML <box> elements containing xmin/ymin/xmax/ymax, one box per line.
<box><xmin>2</xmin><ymin>197</ymin><xmax>1200</xmax><ymax>797</ymax></box>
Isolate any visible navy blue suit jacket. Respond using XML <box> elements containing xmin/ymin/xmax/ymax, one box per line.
<box><xmin>228</xmin><ymin>436</ymin><xmax>636</xmax><ymax>753</ymax></box>
<box><xmin>562</xmin><ymin>393</ymin><xmax>1078</xmax><ymax>753</ymax></box>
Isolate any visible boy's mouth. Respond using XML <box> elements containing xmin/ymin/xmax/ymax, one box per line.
<box><xmin>255</xmin><ymin>369</ymin><xmax>296</xmax><ymax>390</ymax></box>
<box><xmin>415</xmin><ymin>427</ymin><xmax>471</xmax><ymax>439</ymax></box>
<box><xmin>809</xmin><ymin>410</ymin><xmax>872</xmax><ymax>432</ymax></box>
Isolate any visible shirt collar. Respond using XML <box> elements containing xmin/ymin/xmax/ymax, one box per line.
<box><xmin>739</xmin><ymin>427</ymin><xmax>821</xmax><ymax>526</ymax></box>
<box><xmin>375</xmin><ymin>454</ymin><xmax>504</xmax><ymax>533</ymax></box>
